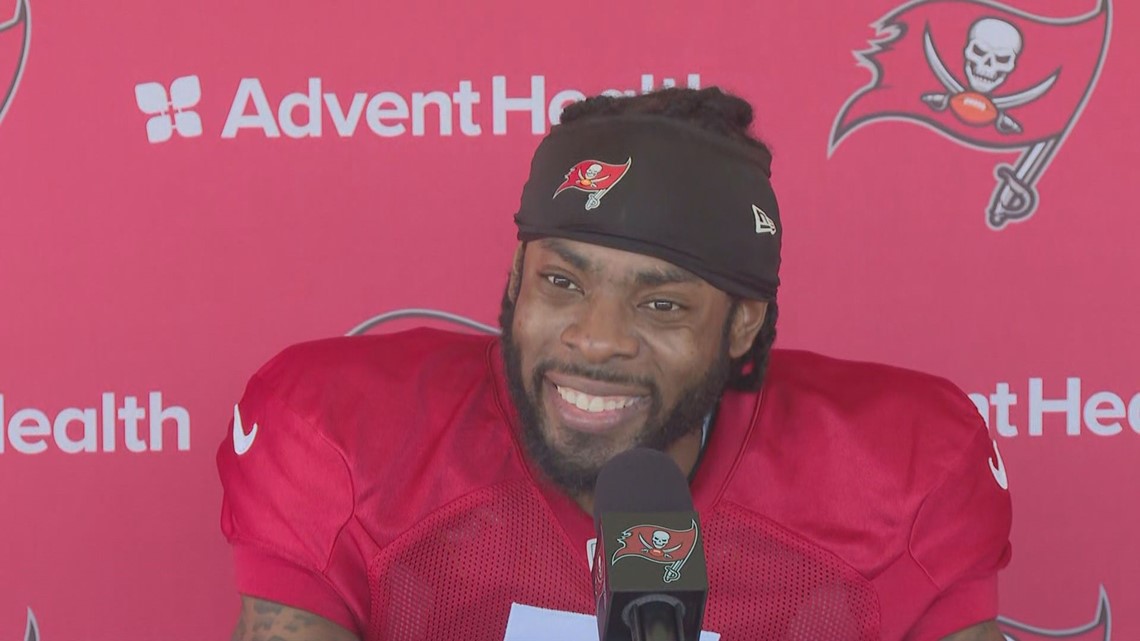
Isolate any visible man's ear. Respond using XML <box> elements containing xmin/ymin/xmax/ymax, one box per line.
<box><xmin>507</xmin><ymin>243</ymin><xmax>526</xmax><ymax>303</ymax></box>
<box><xmin>728</xmin><ymin>300</ymin><xmax>769</xmax><ymax>359</ymax></box>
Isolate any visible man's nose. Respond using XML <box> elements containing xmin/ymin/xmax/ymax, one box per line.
<box><xmin>560</xmin><ymin>296</ymin><xmax>639</xmax><ymax>364</ymax></box>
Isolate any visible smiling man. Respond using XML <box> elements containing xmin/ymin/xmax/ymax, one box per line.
<box><xmin>217</xmin><ymin>88</ymin><xmax>1012</xmax><ymax>641</ymax></box>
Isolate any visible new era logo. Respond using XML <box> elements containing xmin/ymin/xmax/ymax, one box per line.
<box><xmin>752</xmin><ymin>204</ymin><xmax>776</xmax><ymax>235</ymax></box>
<box><xmin>134</xmin><ymin>75</ymin><xmax>202</xmax><ymax>143</ymax></box>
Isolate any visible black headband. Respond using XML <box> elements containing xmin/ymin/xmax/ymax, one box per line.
<box><xmin>513</xmin><ymin>114</ymin><xmax>782</xmax><ymax>300</ymax></box>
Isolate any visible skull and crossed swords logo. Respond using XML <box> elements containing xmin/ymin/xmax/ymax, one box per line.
<box><xmin>829</xmin><ymin>0</ymin><xmax>1110</xmax><ymax>230</ymax></box>
<box><xmin>640</xmin><ymin>529</ymin><xmax>684</xmax><ymax>560</ymax></box>
<box><xmin>576</xmin><ymin>164</ymin><xmax>611</xmax><ymax>209</ymax></box>
<box><xmin>921</xmin><ymin>18</ymin><xmax>1058</xmax><ymax>134</ymax></box>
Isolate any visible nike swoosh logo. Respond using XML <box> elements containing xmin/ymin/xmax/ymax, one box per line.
<box><xmin>233</xmin><ymin>404</ymin><xmax>258</xmax><ymax>456</ymax></box>
<box><xmin>988</xmin><ymin>439</ymin><xmax>1008</xmax><ymax>491</ymax></box>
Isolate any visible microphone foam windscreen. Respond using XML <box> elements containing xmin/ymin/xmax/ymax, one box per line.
<box><xmin>593</xmin><ymin>448</ymin><xmax>694</xmax><ymax>529</ymax></box>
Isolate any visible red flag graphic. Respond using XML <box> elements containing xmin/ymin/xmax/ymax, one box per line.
<box><xmin>831</xmin><ymin>0</ymin><xmax>1108</xmax><ymax>150</ymax></box>
<box><xmin>552</xmin><ymin>158</ymin><xmax>631</xmax><ymax>210</ymax></box>
<box><xmin>829</xmin><ymin>0</ymin><xmax>1111</xmax><ymax>229</ymax></box>
<box><xmin>0</xmin><ymin>0</ymin><xmax>29</xmax><ymax>126</ymax></box>
<box><xmin>611</xmin><ymin>521</ymin><xmax>699</xmax><ymax>582</ymax></box>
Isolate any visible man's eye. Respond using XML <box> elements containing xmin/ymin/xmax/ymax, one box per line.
<box><xmin>646</xmin><ymin>300</ymin><xmax>682</xmax><ymax>312</ymax></box>
<box><xmin>545</xmin><ymin>274</ymin><xmax>580</xmax><ymax>291</ymax></box>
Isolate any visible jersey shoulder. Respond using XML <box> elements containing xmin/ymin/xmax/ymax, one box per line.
<box><xmin>251</xmin><ymin>327</ymin><xmax>496</xmax><ymax>415</ymax></box>
<box><xmin>726</xmin><ymin>349</ymin><xmax>1008</xmax><ymax>579</ymax></box>
<box><xmin>762</xmin><ymin>348</ymin><xmax>987</xmax><ymax>475</ymax></box>
<box><xmin>218</xmin><ymin>326</ymin><xmax>505</xmax><ymax>537</ymax></box>
<box><xmin>217</xmin><ymin>329</ymin><xmax>509</xmax><ymax>632</ymax></box>
<box><xmin>226</xmin><ymin>327</ymin><xmax>505</xmax><ymax>497</ymax></box>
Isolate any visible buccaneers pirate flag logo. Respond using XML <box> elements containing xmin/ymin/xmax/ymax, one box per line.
<box><xmin>829</xmin><ymin>0</ymin><xmax>1111</xmax><ymax>229</ymax></box>
<box><xmin>553</xmin><ymin>158</ymin><xmax>632</xmax><ymax>210</ymax></box>
<box><xmin>611</xmin><ymin>521</ymin><xmax>699</xmax><ymax>583</ymax></box>
<box><xmin>0</xmin><ymin>0</ymin><xmax>30</xmax><ymax>128</ymax></box>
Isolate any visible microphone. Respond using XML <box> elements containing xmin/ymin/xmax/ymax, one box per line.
<box><xmin>592</xmin><ymin>448</ymin><xmax>708</xmax><ymax>641</ymax></box>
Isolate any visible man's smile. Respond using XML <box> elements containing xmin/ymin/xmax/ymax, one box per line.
<box><xmin>542</xmin><ymin>372</ymin><xmax>650</xmax><ymax>434</ymax></box>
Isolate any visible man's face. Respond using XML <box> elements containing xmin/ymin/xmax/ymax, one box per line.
<box><xmin>500</xmin><ymin>238</ymin><xmax>762</xmax><ymax>496</ymax></box>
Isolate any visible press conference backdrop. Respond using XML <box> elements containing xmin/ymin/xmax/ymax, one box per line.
<box><xmin>0</xmin><ymin>0</ymin><xmax>1135</xmax><ymax>638</ymax></box>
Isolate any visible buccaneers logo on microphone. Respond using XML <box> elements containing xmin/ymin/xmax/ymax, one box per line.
<box><xmin>611</xmin><ymin>521</ymin><xmax>698</xmax><ymax>583</ymax></box>
<box><xmin>553</xmin><ymin>158</ymin><xmax>632</xmax><ymax>211</ymax></box>
<box><xmin>829</xmin><ymin>0</ymin><xmax>1111</xmax><ymax>229</ymax></box>
<box><xmin>0</xmin><ymin>0</ymin><xmax>30</xmax><ymax>130</ymax></box>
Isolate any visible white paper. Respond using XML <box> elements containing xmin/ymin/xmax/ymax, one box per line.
<box><xmin>502</xmin><ymin>603</ymin><xmax>721</xmax><ymax>641</ymax></box>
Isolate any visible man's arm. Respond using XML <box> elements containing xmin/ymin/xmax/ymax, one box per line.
<box><xmin>939</xmin><ymin>620</ymin><xmax>1004</xmax><ymax>641</ymax></box>
<box><xmin>230</xmin><ymin>596</ymin><xmax>359</xmax><ymax>641</ymax></box>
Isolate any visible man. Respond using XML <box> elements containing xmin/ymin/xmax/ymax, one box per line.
<box><xmin>218</xmin><ymin>87</ymin><xmax>1012</xmax><ymax>640</ymax></box>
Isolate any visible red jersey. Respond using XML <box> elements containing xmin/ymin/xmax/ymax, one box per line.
<box><xmin>217</xmin><ymin>328</ymin><xmax>1011</xmax><ymax>640</ymax></box>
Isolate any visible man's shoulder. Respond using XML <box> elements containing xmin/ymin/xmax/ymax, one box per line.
<box><xmin>218</xmin><ymin>327</ymin><xmax>525</xmax><ymax>607</ymax></box>
<box><xmin>237</xmin><ymin>327</ymin><xmax>503</xmax><ymax>454</ymax></box>
<box><xmin>721</xmin><ymin>349</ymin><xmax>999</xmax><ymax>574</ymax></box>
<box><xmin>736</xmin><ymin>348</ymin><xmax>990</xmax><ymax>504</ymax></box>
<box><xmin>225</xmin><ymin>326</ymin><xmax>515</xmax><ymax>506</ymax></box>
<box><xmin>768</xmin><ymin>347</ymin><xmax>969</xmax><ymax>393</ymax></box>
<box><xmin>763</xmin><ymin>348</ymin><xmax>984</xmax><ymax>451</ymax></box>
<box><xmin>252</xmin><ymin>326</ymin><xmax>498</xmax><ymax>401</ymax></box>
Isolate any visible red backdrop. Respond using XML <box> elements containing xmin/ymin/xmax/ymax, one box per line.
<box><xmin>0</xmin><ymin>0</ymin><xmax>1135</xmax><ymax>638</ymax></box>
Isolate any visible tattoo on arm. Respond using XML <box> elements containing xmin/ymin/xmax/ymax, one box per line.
<box><xmin>230</xmin><ymin>596</ymin><xmax>358</xmax><ymax>641</ymax></box>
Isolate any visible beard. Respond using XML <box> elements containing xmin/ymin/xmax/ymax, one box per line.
<box><xmin>499</xmin><ymin>289</ymin><xmax>734</xmax><ymax>497</ymax></box>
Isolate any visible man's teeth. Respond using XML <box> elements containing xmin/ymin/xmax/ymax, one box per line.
<box><xmin>556</xmin><ymin>386</ymin><xmax>638</xmax><ymax>413</ymax></box>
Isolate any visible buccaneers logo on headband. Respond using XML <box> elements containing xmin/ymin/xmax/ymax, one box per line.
<box><xmin>553</xmin><ymin>158</ymin><xmax>632</xmax><ymax>210</ymax></box>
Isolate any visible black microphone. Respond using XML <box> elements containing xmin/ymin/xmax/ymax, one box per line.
<box><xmin>592</xmin><ymin>448</ymin><xmax>708</xmax><ymax>641</ymax></box>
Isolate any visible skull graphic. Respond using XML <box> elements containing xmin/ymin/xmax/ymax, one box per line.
<box><xmin>652</xmin><ymin>530</ymin><xmax>670</xmax><ymax>549</ymax></box>
<box><xmin>584</xmin><ymin>163</ymin><xmax>603</xmax><ymax>180</ymax></box>
<box><xmin>964</xmin><ymin>18</ymin><xmax>1023</xmax><ymax>94</ymax></box>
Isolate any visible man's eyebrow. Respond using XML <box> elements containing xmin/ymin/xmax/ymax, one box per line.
<box><xmin>634</xmin><ymin>267</ymin><xmax>701</xmax><ymax>288</ymax></box>
<box><xmin>541</xmin><ymin>239</ymin><xmax>593</xmax><ymax>272</ymax></box>
<box><xmin>540</xmin><ymin>238</ymin><xmax>700</xmax><ymax>287</ymax></box>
